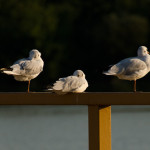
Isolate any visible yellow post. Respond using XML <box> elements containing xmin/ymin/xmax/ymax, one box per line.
<box><xmin>88</xmin><ymin>105</ymin><xmax>111</xmax><ymax>150</ymax></box>
<box><xmin>99</xmin><ymin>106</ymin><xmax>111</xmax><ymax>150</ymax></box>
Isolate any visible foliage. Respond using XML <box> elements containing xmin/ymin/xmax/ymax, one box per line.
<box><xmin>0</xmin><ymin>0</ymin><xmax>150</xmax><ymax>92</ymax></box>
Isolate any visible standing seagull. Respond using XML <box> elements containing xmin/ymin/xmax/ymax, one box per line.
<box><xmin>103</xmin><ymin>46</ymin><xmax>150</xmax><ymax>92</ymax></box>
<box><xmin>0</xmin><ymin>49</ymin><xmax>44</xmax><ymax>92</ymax></box>
<box><xmin>48</xmin><ymin>70</ymin><xmax>88</xmax><ymax>94</ymax></box>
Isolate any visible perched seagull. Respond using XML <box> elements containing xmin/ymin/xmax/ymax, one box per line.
<box><xmin>0</xmin><ymin>49</ymin><xmax>44</xmax><ymax>92</ymax></box>
<box><xmin>48</xmin><ymin>70</ymin><xmax>88</xmax><ymax>94</ymax></box>
<box><xmin>103</xmin><ymin>46</ymin><xmax>150</xmax><ymax>92</ymax></box>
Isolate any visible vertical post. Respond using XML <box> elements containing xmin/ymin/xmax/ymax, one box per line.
<box><xmin>88</xmin><ymin>105</ymin><xmax>111</xmax><ymax>150</ymax></box>
<box><xmin>88</xmin><ymin>105</ymin><xmax>99</xmax><ymax>150</ymax></box>
<box><xmin>99</xmin><ymin>105</ymin><xmax>111</xmax><ymax>150</ymax></box>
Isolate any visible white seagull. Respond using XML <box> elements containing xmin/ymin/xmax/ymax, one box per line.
<box><xmin>48</xmin><ymin>70</ymin><xmax>88</xmax><ymax>94</ymax></box>
<box><xmin>0</xmin><ymin>49</ymin><xmax>44</xmax><ymax>92</ymax></box>
<box><xmin>103</xmin><ymin>46</ymin><xmax>150</xmax><ymax>92</ymax></box>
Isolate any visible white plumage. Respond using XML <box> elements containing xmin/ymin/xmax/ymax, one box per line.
<box><xmin>0</xmin><ymin>49</ymin><xmax>44</xmax><ymax>92</ymax></box>
<box><xmin>103</xmin><ymin>46</ymin><xmax>150</xmax><ymax>92</ymax></box>
<box><xmin>48</xmin><ymin>70</ymin><xmax>88</xmax><ymax>94</ymax></box>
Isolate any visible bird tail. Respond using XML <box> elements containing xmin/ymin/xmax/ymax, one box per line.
<box><xmin>103</xmin><ymin>70</ymin><xmax>116</xmax><ymax>75</ymax></box>
<box><xmin>44</xmin><ymin>85</ymin><xmax>66</xmax><ymax>95</ymax></box>
<box><xmin>0</xmin><ymin>67</ymin><xmax>20</xmax><ymax>75</ymax></box>
<box><xmin>46</xmin><ymin>85</ymin><xmax>53</xmax><ymax>91</ymax></box>
<box><xmin>0</xmin><ymin>68</ymin><xmax>13</xmax><ymax>73</ymax></box>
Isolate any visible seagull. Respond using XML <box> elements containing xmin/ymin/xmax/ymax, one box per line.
<box><xmin>48</xmin><ymin>70</ymin><xmax>88</xmax><ymax>94</ymax></box>
<box><xmin>0</xmin><ymin>49</ymin><xmax>44</xmax><ymax>92</ymax></box>
<box><xmin>103</xmin><ymin>46</ymin><xmax>150</xmax><ymax>92</ymax></box>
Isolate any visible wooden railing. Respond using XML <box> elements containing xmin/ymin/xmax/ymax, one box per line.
<box><xmin>0</xmin><ymin>92</ymin><xmax>150</xmax><ymax>150</ymax></box>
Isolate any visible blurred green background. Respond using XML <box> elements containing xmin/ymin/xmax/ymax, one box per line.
<box><xmin>0</xmin><ymin>0</ymin><xmax>150</xmax><ymax>92</ymax></box>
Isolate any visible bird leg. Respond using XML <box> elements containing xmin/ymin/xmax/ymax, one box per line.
<box><xmin>134</xmin><ymin>80</ymin><xmax>136</xmax><ymax>92</ymax></box>
<box><xmin>28</xmin><ymin>80</ymin><xmax>30</xmax><ymax>93</ymax></box>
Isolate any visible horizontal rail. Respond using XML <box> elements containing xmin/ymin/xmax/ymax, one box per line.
<box><xmin>0</xmin><ymin>92</ymin><xmax>150</xmax><ymax>105</ymax></box>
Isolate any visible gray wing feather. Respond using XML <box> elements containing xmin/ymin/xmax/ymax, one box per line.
<box><xmin>11</xmin><ymin>58</ymin><xmax>44</xmax><ymax>75</ymax></box>
<box><xmin>106</xmin><ymin>57</ymin><xmax>147</xmax><ymax>75</ymax></box>
<box><xmin>119</xmin><ymin>58</ymin><xmax>147</xmax><ymax>75</ymax></box>
<box><xmin>53</xmin><ymin>76</ymin><xmax>83</xmax><ymax>92</ymax></box>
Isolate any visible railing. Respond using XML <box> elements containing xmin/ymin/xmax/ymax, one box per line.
<box><xmin>0</xmin><ymin>92</ymin><xmax>150</xmax><ymax>150</ymax></box>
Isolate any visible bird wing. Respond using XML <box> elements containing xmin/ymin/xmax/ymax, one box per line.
<box><xmin>104</xmin><ymin>57</ymin><xmax>147</xmax><ymax>75</ymax></box>
<box><xmin>11</xmin><ymin>58</ymin><xmax>44</xmax><ymax>75</ymax></box>
<box><xmin>119</xmin><ymin>58</ymin><xmax>147</xmax><ymax>75</ymax></box>
<box><xmin>53</xmin><ymin>76</ymin><xmax>84</xmax><ymax>92</ymax></box>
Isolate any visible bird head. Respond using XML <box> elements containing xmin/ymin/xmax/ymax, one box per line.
<box><xmin>29</xmin><ymin>49</ymin><xmax>41</xmax><ymax>59</ymax></box>
<box><xmin>73</xmin><ymin>70</ymin><xmax>85</xmax><ymax>78</ymax></box>
<box><xmin>137</xmin><ymin>46</ymin><xmax>149</xmax><ymax>57</ymax></box>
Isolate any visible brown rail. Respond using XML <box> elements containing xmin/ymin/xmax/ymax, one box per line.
<box><xmin>0</xmin><ymin>92</ymin><xmax>149</xmax><ymax>105</ymax></box>
<box><xmin>0</xmin><ymin>92</ymin><xmax>149</xmax><ymax>150</ymax></box>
